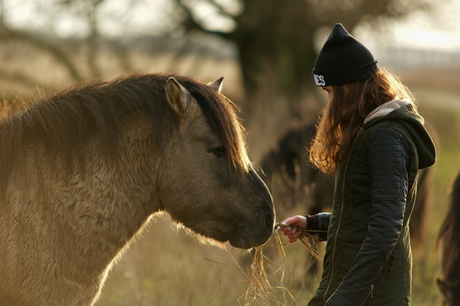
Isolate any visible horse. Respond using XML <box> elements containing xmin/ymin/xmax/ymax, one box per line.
<box><xmin>260</xmin><ymin>123</ymin><xmax>334</xmax><ymax>216</ymax></box>
<box><xmin>260</xmin><ymin>122</ymin><xmax>435</xmax><ymax>251</ymax></box>
<box><xmin>436</xmin><ymin>170</ymin><xmax>460</xmax><ymax>305</ymax></box>
<box><xmin>0</xmin><ymin>73</ymin><xmax>275</xmax><ymax>305</ymax></box>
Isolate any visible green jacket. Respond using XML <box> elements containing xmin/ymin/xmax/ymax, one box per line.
<box><xmin>308</xmin><ymin>101</ymin><xmax>436</xmax><ymax>306</ymax></box>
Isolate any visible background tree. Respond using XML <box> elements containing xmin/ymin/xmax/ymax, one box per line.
<box><xmin>0</xmin><ymin>0</ymin><xmax>439</xmax><ymax>109</ymax></box>
<box><xmin>0</xmin><ymin>0</ymin><xmax>140</xmax><ymax>89</ymax></box>
<box><xmin>174</xmin><ymin>0</ymin><xmax>434</xmax><ymax>101</ymax></box>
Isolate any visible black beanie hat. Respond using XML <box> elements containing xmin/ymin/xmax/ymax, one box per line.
<box><xmin>313</xmin><ymin>23</ymin><xmax>378</xmax><ymax>87</ymax></box>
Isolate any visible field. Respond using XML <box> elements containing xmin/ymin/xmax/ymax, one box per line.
<box><xmin>1</xmin><ymin>43</ymin><xmax>459</xmax><ymax>305</ymax></box>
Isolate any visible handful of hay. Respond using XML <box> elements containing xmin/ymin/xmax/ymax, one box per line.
<box><xmin>274</xmin><ymin>222</ymin><xmax>324</xmax><ymax>263</ymax></box>
<box><xmin>241</xmin><ymin>222</ymin><xmax>325</xmax><ymax>305</ymax></box>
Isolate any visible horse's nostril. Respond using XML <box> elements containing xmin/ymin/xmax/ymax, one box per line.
<box><xmin>262</xmin><ymin>211</ymin><xmax>275</xmax><ymax>232</ymax></box>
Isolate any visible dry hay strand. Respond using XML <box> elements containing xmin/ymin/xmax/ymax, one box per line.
<box><xmin>238</xmin><ymin>223</ymin><xmax>324</xmax><ymax>305</ymax></box>
<box><xmin>237</xmin><ymin>236</ymin><xmax>294</xmax><ymax>305</ymax></box>
<box><xmin>274</xmin><ymin>223</ymin><xmax>324</xmax><ymax>264</ymax></box>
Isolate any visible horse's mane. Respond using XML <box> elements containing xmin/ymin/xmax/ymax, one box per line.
<box><xmin>437</xmin><ymin>171</ymin><xmax>460</xmax><ymax>285</ymax></box>
<box><xmin>0</xmin><ymin>73</ymin><xmax>248</xmax><ymax>195</ymax></box>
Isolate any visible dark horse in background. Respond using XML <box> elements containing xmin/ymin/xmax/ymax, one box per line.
<box><xmin>260</xmin><ymin>122</ymin><xmax>435</xmax><ymax>253</ymax></box>
<box><xmin>437</xmin><ymin>170</ymin><xmax>460</xmax><ymax>306</ymax></box>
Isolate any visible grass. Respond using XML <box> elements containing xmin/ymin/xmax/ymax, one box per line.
<box><xmin>410</xmin><ymin>98</ymin><xmax>460</xmax><ymax>306</ymax></box>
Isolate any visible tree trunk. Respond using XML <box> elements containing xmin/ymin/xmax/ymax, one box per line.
<box><xmin>229</xmin><ymin>0</ymin><xmax>318</xmax><ymax>100</ymax></box>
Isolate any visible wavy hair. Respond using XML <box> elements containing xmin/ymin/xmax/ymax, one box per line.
<box><xmin>309</xmin><ymin>68</ymin><xmax>418</xmax><ymax>175</ymax></box>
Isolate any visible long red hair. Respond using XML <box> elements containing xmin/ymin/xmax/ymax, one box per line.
<box><xmin>309</xmin><ymin>68</ymin><xmax>418</xmax><ymax>175</ymax></box>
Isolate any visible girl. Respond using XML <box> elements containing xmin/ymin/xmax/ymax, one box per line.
<box><xmin>280</xmin><ymin>23</ymin><xmax>436</xmax><ymax>305</ymax></box>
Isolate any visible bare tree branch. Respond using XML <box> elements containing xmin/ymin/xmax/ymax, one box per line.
<box><xmin>0</xmin><ymin>28</ymin><xmax>83</xmax><ymax>81</ymax></box>
<box><xmin>205</xmin><ymin>0</ymin><xmax>239</xmax><ymax>19</ymax></box>
<box><xmin>173</xmin><ymin>0</ymin><xmax>232</xmax><ymax>37</ymax></box>
<box><xmin>85</xmin><ymin>0</ymin><xmax>104</xmax><ymax>79</ymax></box>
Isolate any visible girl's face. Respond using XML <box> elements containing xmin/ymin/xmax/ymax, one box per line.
<box><xmin>323</xmin><ymin>85</ymin><xmax>334</xmax><ymax>104</ymax></box>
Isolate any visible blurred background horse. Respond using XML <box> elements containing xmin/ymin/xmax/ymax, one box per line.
<box><xmin>437</xmin><ymin>170</ymin><xmax>460</xmax><ymax>306</ymax></box>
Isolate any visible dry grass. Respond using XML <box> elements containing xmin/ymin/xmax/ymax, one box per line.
<box><xmin>274</xmin><ymin>223</ymin><xmax>324</xmax><ymax>264</ymax></box>
<box><xmin>239</xmin><ymin>223</ymin><xmax>325</xmax><ymax>306</ymax></box>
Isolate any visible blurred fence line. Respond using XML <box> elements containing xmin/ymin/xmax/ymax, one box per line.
<box><xmin>377</xmin><ymin>46</ymin><xmax>460</xmax><ymax>68</ymax></box>
<box><xmin>1</xmin><ymin>33</ymin><xmax>459</xmax><ymax>98</ymax></box>
<box><xmin>0</xmin><ymin>34</ymin><xmax>244</xmax><ymax>98</ymax></box>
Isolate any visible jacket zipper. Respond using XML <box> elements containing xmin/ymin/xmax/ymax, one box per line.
<box><xmin>362</xmin><ymin>285</ymin><xmax>374</xmax><ymax>305</ymax></box>
<box><xmin>322</xmin><ymin>163</ymin><xmax>347</xmax><ymax>303</ymax></box>
<box><xmin>323</xmin><ymin>128</ymin><xmax>363</xmax><ymax>304</ymax></box>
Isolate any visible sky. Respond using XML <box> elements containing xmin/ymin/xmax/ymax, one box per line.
<box><xmin>388</xmin><ymin>0</ymin><xmax>460</xmax><ymax>51</ymax></box>
<box><xmin>4</xmin><ymin>0</ymin><xmax>460</xmax><ymax>52</ymax></box>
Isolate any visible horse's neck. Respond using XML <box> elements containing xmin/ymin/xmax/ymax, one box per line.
<box><xmin>4</xmin><ymin>142</ymin><xmax>160</xmax><ymax>290</ymax></box>
<box><xmin>0</xmin><ymin>113</ymin><xmax>166</xmax><ymax>304</ymax></box>
<box><xmin>58</xmin><ymin>160</ymin><xmax>158</xmax><ymax>248</ymax></box>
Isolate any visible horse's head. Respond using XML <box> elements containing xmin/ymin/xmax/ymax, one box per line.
<box><xmin>157</xmin><ymin>76</ymin><xmax>275</xmax><ymax>249</ymax></box>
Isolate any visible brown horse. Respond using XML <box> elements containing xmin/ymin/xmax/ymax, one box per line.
<box><xmin>0</xmin><ymin>73</ymin><xmax>275</xmax><ymax>305</ymax></box>
<box><xmin>260</xmin><ymin>123</ymin><xmax>334</xmax><ymax>215</ymax></box>
<box><xmin>437</xmin><ymin>170</ymin><xmax>460</xmax><ymax>305</ymax></box>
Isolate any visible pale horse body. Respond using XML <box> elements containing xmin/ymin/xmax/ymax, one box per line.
<box><xmin>0</xmin><ymin>73</ymin><xmax>275</xmax><ymax>305</ymax></box>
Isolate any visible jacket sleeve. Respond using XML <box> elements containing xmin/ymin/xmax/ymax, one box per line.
<box><xmin>326</xmin><ymin>127</ymin><xmax>409</xmax><ymax>306</ymax></box>
<box><xmin>306</xmin><ymin>212</ymin><xmax>331</xmax><ymax>241</ymax></box>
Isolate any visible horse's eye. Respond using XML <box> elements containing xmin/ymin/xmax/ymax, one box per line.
<box><xmin>210</xmin><ymin>146</ymin><xmax>226</xmax><ymax>158</ymax></box>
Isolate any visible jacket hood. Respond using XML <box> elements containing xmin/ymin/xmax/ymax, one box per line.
<box><xmin>364</xmin><ymin>99</ymin><xmax>436</xmax><ymax>169</ymax></box>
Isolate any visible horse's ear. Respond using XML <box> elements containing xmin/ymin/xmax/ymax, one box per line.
<box><xmin>207</xmin><ymin>77</ymin><xmax>224</xmax><ymax>93</ymax></box>
<box><xmin>437</xmin><ymin>278</ymin><xmax>453</xmax><ymax>302</ymax></box>
<box><xmin>166</xmin><ymin>77</ymin><xmax>196</xmax><ymax>116</ymax></box>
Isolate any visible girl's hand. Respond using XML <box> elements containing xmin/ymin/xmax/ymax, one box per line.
<box><xmin>279</xmin><ymin>215</ymin><xmax>307</xmax><ymax>243</ymax></box>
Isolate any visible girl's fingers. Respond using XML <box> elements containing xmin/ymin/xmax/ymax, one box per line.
<box><xmin>288</xmin><ymin>234</ymin><xmax>298</xmax><ymax>243</ymax></box>
<box><xmin>284</xmin><ymin>227</ymin><xmax>303</xmax><ymax>243</ymax></box>
<box><xmin>277</xmin><ymin>218</ymin><xmax>306</xmax><ymax>243</ymax></box>
<box><xmin>281</xmin><ymin>227</ymin><xmax>296</xmax><ymax>236</ymax></box>
<box><xmin>286</xmin><ymin>228</ymin><xmax>300</xmax><ymax>240</ymax></box>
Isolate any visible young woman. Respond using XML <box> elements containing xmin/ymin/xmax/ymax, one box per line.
<box><xmin>280</xmin><ymin>24</ymin><xmax>436</xmax><ymax>305</ymax></box>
